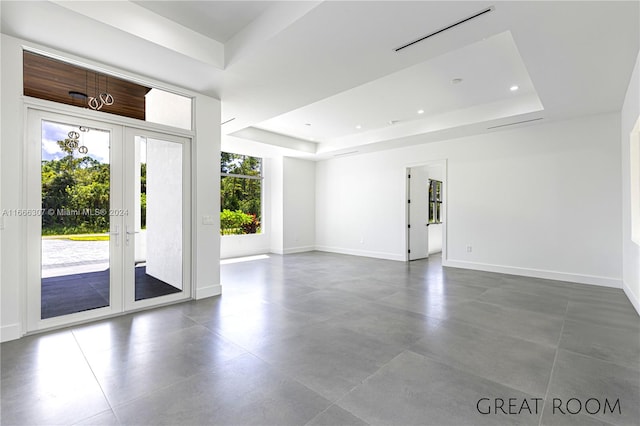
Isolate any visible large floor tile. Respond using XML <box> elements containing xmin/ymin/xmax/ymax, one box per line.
<box><xmin>559</xmin><ymin>319</ymin><xmax>640</xmax><ymax>371</ymax></box>
<box><xmin>305</xmin><ymin>404</ymin><xmax>368</xmax><ymax>426</ymax></box>
<box><xmin>1</xmin><ymin>330</ymin><xmax>84</xmax><ymax>381</ymax></box>
<box><xmin>447</xmin><ymin>300</ymin><xmax>564</xmax><ymax>346</ymax></box>
<box><xmin>203</xmin><ymin>303</ymin><xmax>323</xmax><ymax>351</ymax></box>
<box><xmin>410</xmin><ymin>319</ymin><xmax>556</xmax><ymax>396</ymax></box>
<box><xmin>569</xmin><ymin>285</ymin><xmax>632</xmax><ymax>308</ymax></box>
<box><xmin>478</xmin><ymin>286</ymin><xmax>568</xmax><ymax>317</ymax></box>
<box><xmin>325</xmin><ymin>277</ymin><xmax>401</xmax><ymax>301</ymax></box>
<box><xmin>323</xmin><ymin>302</ymin><xmax>439</xmax><ymax>348</ymax></box>
<box><xmin>337</xmin><ymin>350</ymin><xmax>541</xmax><ymax>426</ymax></box>
<box><xmin>113</xmin><ymin>353</ymin><xmax>331</xmax><ymax>426</ymax></box>
<box><xmin>540</xmin><ymin>402</ymin><xmax>617</xmax><ymax>426</ymax></box>
<box><xmin>376</xmin><ymin>287</ymin><xmax>466</xmax><ymax>320</ymax></box>
<box><xmin>73</xmin><ymin>410</ymin><xmax>121</xmax><ymax>426</ymax></box>
<box><xmin>1</xmin><ymin>332</ymin><xmax>110</xmax><ymax>426</ymax></box>
<box><xmin>276</xmin><ymin>288</ymin><xmax>373</xmax><ymax>321</ymax></box>
<box><xmin>546</xmin><ymin>350</ymin><xmax>640</xmax><ymax>426</ymax></box>
<box><xmin>565</xmin><ymin>301</ymin><xmax>640</xmax><ymax>331</ymax></box>
<box><xmin>82</xmin><ymin>325</ymin><xmax>247</xmax><ymax>406</ymax></box>
<box><xmin>71</xmin><ymin>307</ymin><xmax>199</xmax><ymax>354</ymax></box>
<box><xmin>499</xmin><ymin>276</ymin><xmax>576</xmax><ymax>298</ymax></box>
<box><xmin>252</xmin><ymin>322</ymin><xmax>403</xmax><ymax>401</ymax></box>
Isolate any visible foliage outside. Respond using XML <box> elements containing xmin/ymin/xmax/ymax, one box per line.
<box><xmin>41</xmin><ymin>140</ymin><xmax>146</xmax><ymax>236</ymax></box>
<box><xmin>42</xmin><ymin>140</ymin><xmax>109</xmax><ymax>235</ymax></box>
<box><xmin>220</xmin><ymin>152</ymin><xmax>262</xmax><ymax>235</ymax></box>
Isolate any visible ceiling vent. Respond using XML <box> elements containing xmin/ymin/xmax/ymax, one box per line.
<box><xmin>487</xmin><ymin>117</ymin><xmax>543</xmax><ymax>130</ymax></box>
<box><xmin>333</xmin><ymin>150</ymin><xmax>359</xmax><ymax>157</ymax></box>
<box><xmin>395</xmin><ymin>6</ymin><xmax>494</xmax><ymax>52</ymax></box>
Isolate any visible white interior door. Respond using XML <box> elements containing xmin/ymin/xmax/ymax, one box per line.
<box><xmin>408</xmin><ymin>167</ymin><xmax>429</xmax><ymax>261</ymax></box>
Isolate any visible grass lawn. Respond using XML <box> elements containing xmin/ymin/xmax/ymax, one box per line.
<box><xmin>43</xmin><ymin>234</ymin><xmax>110</xmax><ymax>241</ymax></box>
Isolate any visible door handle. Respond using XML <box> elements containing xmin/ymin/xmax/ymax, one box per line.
<box><xmin>125</xmin><ymin>225</ymin><xmax>139</xmax><ymax>245</ymax></box>
<box><xmin>110</xmin><ymin>224</ymin><xmax>120</xmax><ymax>247</ymax></box>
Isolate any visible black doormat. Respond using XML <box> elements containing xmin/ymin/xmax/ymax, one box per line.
<box><xmin>41</xmin><ymin>266</ymin><xmax>181</xmax><ymax>319</ymax></box>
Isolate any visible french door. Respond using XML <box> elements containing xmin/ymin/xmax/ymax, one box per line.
<box><xmin>26</xmin><ymin>109</ymin><xmax>191</xmax><ymax>332</ymax></box>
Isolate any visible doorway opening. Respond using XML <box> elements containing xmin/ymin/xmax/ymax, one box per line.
<box><xmin>406</xmin><ymin>161</ymin><xmax>447</xmax><ymax>261</ymax></box>
<box><xmin>28</xmin><ymin>110</ymin><xmax>191</xmax><ymax>331</ymax></box>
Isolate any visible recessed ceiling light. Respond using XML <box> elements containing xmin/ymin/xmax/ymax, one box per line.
<box><xmin>510</xmin><ymin>85</ymin><xmax>519</xmax><ymax>91</ymax></box>
<box><xmin>417</xmin><ymin>109</ymin><xmax>425</xmax><ymax>114</ymax></box>
<box><xmin>355</xmin><ymin>125</ymin><xmax>362</xmax><ymax>129</ymax></box>
<box><xmin>451</xmin><ymin>78</ymin><xmax>463</xmax><ymax>85</ymax></box>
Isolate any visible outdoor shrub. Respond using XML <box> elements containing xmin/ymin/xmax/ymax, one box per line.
<box><xmin>220</xmin><ymin>209</ymin><xmax>253</xmax><ymax>235</ymax></box>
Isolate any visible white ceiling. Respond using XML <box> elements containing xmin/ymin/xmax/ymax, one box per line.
<box><xmin>131</xmin><ymin>1</ymin><xmax>274</xmax><ymax>43</ymax></box>
<box><xmin>1</xmin><ymin>1</ymin><xmax>638</xmax><ymax>159</ymax></box>
<box><xmin>253</xmin><ymin>31</ymin><xmax>541</xmax><ymax>143</ymax></box>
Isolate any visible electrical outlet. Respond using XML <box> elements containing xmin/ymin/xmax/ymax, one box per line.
<box><xmin>466</xmin><ymin>245</ymin><xmax>473</xmax><ymax>253</ymax></box>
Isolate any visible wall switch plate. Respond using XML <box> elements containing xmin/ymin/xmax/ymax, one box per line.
<box><xmin>466</xmin><ymin>245</ymin><xmax>472</xmax><ymax>253</ymax></box>
<box><xmin>202</xmin><ymin>215</ymin><xmax>215</xmax><ymax>225</ymax></box>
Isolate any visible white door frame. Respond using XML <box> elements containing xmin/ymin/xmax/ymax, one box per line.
<box><xmin>404</xmin><ymin>159</ymin><xmax>448</xmax><ymax>262</ymax></box>
<box><xmin>25</xmin><ymin>107</ymin><xmax>193</xmax><ymax>333</ymax></box>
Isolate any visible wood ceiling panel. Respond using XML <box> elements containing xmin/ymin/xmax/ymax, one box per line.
<box><xmin>23</xmin><ymin>51</ymin><xmax>151</xmax><ymax>121</ymax></box>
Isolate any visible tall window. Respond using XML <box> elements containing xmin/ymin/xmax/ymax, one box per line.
<box><xmin>220</xmin><ymin>152</ymin><xmax>262</xmax><ymax>235</ymax></box>
<box><xmin>428</xmin><ymin>179</ymin><xmax>443</xmax><ymax>224</ymax></box>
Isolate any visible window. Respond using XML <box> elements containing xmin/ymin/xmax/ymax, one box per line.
<box><xmin>220</xmin><ymin>152</ymin><xmax>262</xmax><ymax>235</ymax></box>
<box><xmin>428</xmin><ymin>179</ymin><xmax>443</xmax><ymax>224</ymax></box>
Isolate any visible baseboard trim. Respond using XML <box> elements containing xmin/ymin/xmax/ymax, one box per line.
<box><xmin>194</xmin><ymin>284</ymin><xmax>221</xmax><ymax>300</ymax></box>
<box><xmin>283</xmin><ymin>246</ymin><xmax>315</xmax><ymax>254</ymax></box>
<box><xmin>314</xmin><ymin>245</ymin><xmax>405</xmax><ymax>262</ymax></box>
<box><xmin>1</xmin><ymin>323</ymin><xmax>22</xmax><ymax>343</ymax></box>
<box><xmin>443</xmin><ymin>259</ymin><xmax>623</xmax><ymax>288</ymax></box>
<box><xmin>622</xmin><ymin>280</ymin><xmax>640</xmax><ymax>316</ymax></box>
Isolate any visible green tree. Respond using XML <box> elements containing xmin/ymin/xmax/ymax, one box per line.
<box><xmin>41</xmin><ymin>140</ymin><xmax>110</xmax><ymax>235</ymax></box>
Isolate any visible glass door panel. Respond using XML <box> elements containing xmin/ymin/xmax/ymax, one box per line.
<box><xmin>40</xmin><ymin>120</ymin><xmax>112</xmax><ymax>319</ymax></box>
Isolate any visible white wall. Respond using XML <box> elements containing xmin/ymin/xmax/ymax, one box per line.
<box><xmin>621</xmin><ymin>50</ymin><xmax>640</xmax><ymax>314</ymax></box>
<box><xmin>283</xmin><ymin>157</ymin><xmax>316</xmax><ymax>253</ymax></box>
<box><xmin>316</xmin><ymin>113</ymin><xmax>622</xmax><ymax>287</ymax></box>
<box><xmin>1</xmin><ymin>35</ymin><xmax>24</xmax><ymax>342</ymax></box>
<box><xmin>269</xmin><ymin>156</ymin><xmax>284</xmax><ymax>254</ymax></box>
<box><xmin>0</xmin><ymin>34</ymin><xmax>221</xmax><ymax>341</ymax></box>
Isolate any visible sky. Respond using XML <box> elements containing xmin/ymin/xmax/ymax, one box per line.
<box><xmin>42</xmin><ymin>120</ymin><xmax>111</xmax><ymax>163</ymax></box>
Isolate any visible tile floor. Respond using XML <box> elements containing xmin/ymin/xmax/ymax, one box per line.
<box><xmin>1</xmin><ymin>252</ymin><xmax>639</xmax><ymax>426</ymax></box>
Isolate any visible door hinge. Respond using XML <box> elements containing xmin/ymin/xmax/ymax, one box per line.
<box><xmin>408</xmin><ymin>224</ymin><xmax>411</xmax><ymax>228</ymax></box>
<box><xmin>408</xmin><ymin>174</ymin><xmax>411</xmax><ymax>178</ymax></box>
<box><xmin>408</xmin><ymin>249</ymin><xmax>411</xmax><ymax>253</ymax></box>
<box><xmin>408</xmin><ymin>199</ymin><xmax>411</xmax><ymax>203</ymax></box>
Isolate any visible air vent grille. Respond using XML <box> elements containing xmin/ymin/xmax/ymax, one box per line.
<box><xmin>395</xmin><ymin>6</ymin><xmax>494</xmax><ymax>52</ymax></box>
<box><xmin>487</xmin><ymin>117</ymin><xmax>543</xmax><ymax>130</ymax></box>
